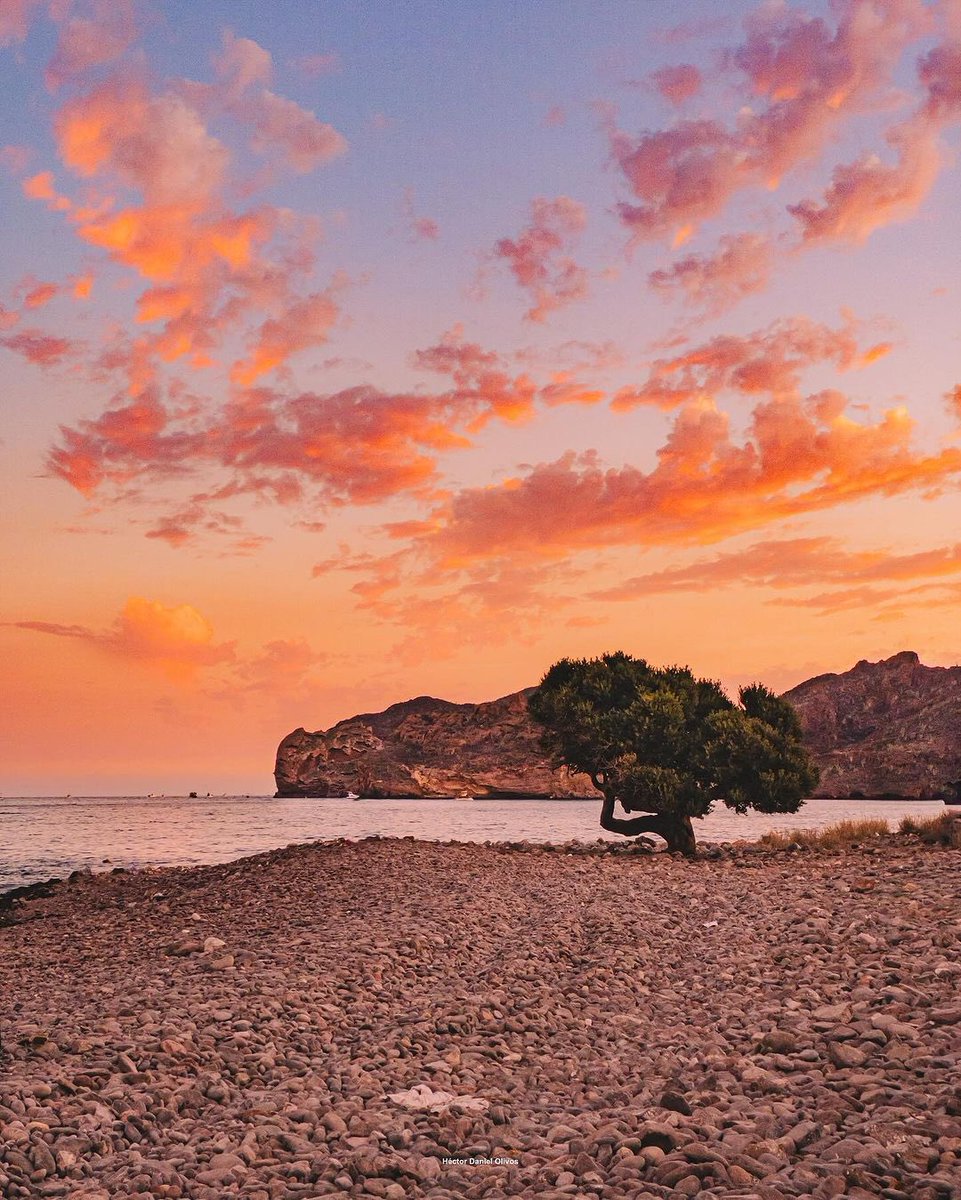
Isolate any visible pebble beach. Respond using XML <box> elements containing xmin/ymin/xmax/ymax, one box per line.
<box><xmin>2</xmin><ymin>835</ymin><xmax>960</xmax><ymax>1200</ymax></box>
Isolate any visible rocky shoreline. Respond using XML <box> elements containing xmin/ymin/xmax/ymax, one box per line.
<box><xmin>2</xmin><ymin>836</ymin><xmax>960</xmax><ymax>1199</ymax></box>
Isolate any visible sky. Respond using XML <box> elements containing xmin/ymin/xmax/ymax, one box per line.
<box><xmin>2</xmin><ymin>0</ymin><xmax>960</xmax><ymax>795</ymax></box>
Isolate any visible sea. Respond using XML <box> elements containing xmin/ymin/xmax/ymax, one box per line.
<box><xmin>0</xmin><ymin>794</ymin><xmax>946</xmax><ymax>894</ymax></box>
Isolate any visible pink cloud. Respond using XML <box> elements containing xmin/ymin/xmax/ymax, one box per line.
<box><xmin>47</xmin><ymin>327</ymin><xmax>605</xmax><ymax>524</ymax></box>
<box><xmin>611</xmin><ymin>316</ymin><xmax>883</xmax><ymax>412</ymax></box>
<box><xmin>57</xmin><ymin>76</ymin><xmax>229</xmax><ymax>203</ymax></box>
<box><xmin>44</xmin><ymin>0</ymin><xmax>139</xmax><ymax>90</ymax></box>
<box><xmin>647</xmin><ymin>232</ymin><xmax>772</xmax><ymax>314</ymax></box>
<box><xmin>612</xmin><ymin>0</ymin><xmax>929</xmax><ymax>242</ymax></box>
<box><xmin>1</xmin><ymin>144</ymin><xmax>31</xmax><ymax>174</ymax></box>
<box><xmin>592</xmin><ymin>536</ymin><xmax>961</xmax><ymax>602</ymax></box>
<box><xmin>1</xmin><ymin>328</ymin><xmax>76</xmax><ymax>365</ymax></box>
<box><xmin>790</xmin><ymin>23</ymin><xmax>961</xmax><ymax>243</ymax></box>
<box><xmin>401</xmin><ymin>188</ymin><xmax>440</xmax><ymax>242</ymax></box>
<box><xmin>212</xmin><ymin>31</ymin><xmax>347</xmax><ymax>173</ymax></box>
<box><xmin>492</xmin><ymin>196</ymin><xmax>588</xmax><ymax>322</ymax></box>
<box><xmin>790</xmin><ymin>120</ymin><xmax>942</xmax><ymax>242</ymax></box>
<box><xmin>649</xmin><ymin>63</ymin><xmax>702</xmax><ymax>104</ymax></box>
<box><xmin>0</xmin><ymin>0</ymin><xmax>45</xmax><ymax>46</ymax></box>
<box><xmin>22</xmin><ymin>280</ymin><xmax>59</xmax><ymax>308</ymax></box>
<box><xmin>47</xmin><ymin>389</ymin><xmax>205</xmax><ymax>494</ymax></box>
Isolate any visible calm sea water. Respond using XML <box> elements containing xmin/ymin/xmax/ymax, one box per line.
<box><xmin>0</xmin><ymin>794</ymin><xmax>945</xmax><ymax>893</ymax></box>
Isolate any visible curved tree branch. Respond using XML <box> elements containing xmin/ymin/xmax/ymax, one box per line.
<box><xmin>599</xmin><ymin>796</ymin><xmax>696</xmax><ymax>854</ymax></box>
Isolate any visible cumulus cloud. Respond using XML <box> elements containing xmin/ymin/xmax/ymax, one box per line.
<box><xmin>34</xmin><ymin>48</ymin><xmax>344</xmax><ymax>393</ymax></box>
<box><xmin>57</xmin><ymin>76</ymin><xmax>229</xmax><ymax>203</ymax></box>
<box><xmin>612</xmin><ymin>0</ymin><xmax>929</xmax><ymax>242</ymax></box>
<box><xmin>492</xmin><ymin>196</ymin><xmax>588</xmax><ymax>322</ymax></box>
<box><xmin>10</xmin><ymin>596</ymin><xmax>236</xmax><ymax>681</ymax></box>
<box><xmin>396</xmin><ymin>393</ymin><xmax>961</xmax><ymax>567</ymax></box>
<box><xmin>647</xmin><ymin>232</ymin><xmax>772</xmax><ymax>315</ymax></box>
<box><xmin>790</xmin><ymin>18</ymin><xmax>961</xmax><ymax>243</ymax></box>
<box><xmin>211</xmin><ymin>30</ymin><xmax>347</xmax><ymax>173</ymax></box>
<box><xmin>46</xmin><ymin>324</ymin><xmax>611</xmax><ymax>530</ymax></box>
<box><xmin>790</xmin><ymin>118</ymin><xmax>942</xmax><ymax>242</ymax></box>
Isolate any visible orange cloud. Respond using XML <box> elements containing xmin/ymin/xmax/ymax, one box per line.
<box><xmin>23</xmin><ymin>170</ymin><xmax>56</xmax><ymax>200</ymax></box>
<box><xmin>47</xmin><ymin>389</ymin><xmax>205</xmax><ymax>494</ymax></box>
<box><xmin>57</xmin><ymin>77</ymin><xmax>228</xmax><ymax>201</ymax></box>
<box><xmin>47</xmin><ymin>62</ymin><xmax>338</xmax><ymax>386</ymax></box>
<box><xmin>48</xmin><ymin>324</ymin><xmax>607</xmax><ymax>525</ymax></box>
<box><xmin>492</xmin><ymin>196</ymin><xmax>588</xmax><ymax>323</ymax></box>
<box><xmin>399</xmin><ymin>394</ymin><xmax>961</xmax><ymax>566</ymax></box>
<box><xmin>648</xmin><ymin>232</ymin><xmax>772</xmax><ymax>315</ymax></box>
<box><xmin>231</xmin><ymin>288</ymin><xmax>341</xmax><ymax>386</ymax></box>
<box><xmin>9</xmin><ymin>596</ymin><xmax>236</xmax><ymax>682</ymax></box>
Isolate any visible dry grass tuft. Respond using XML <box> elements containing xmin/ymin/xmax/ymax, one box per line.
<box><xmin>899</xmin><ymin>811</ymin><xmax>958</xmax><ymax>844</ymax></box>
<box><xmin>758</xmin><ymin>818</ymin><xmax>890</xmax><ymax>850</ymax></box>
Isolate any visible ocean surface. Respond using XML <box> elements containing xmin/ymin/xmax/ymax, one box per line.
<box><xmin>0</xmin><ymin>794</ymin><xmax>946</xmax><ymax>893</ymax></box>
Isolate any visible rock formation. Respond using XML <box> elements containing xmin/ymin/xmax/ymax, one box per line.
<box><xmin>782</xmin><ymin>651</ymin><xmax>961</xmax><ymax>799</ymax></box>
<box><xmin>275</xmin><ymin>650</ymin><xmax>961</xmax><ymax>800</ymax></box>
<box><xmin>274</xmin><ymin>689</ymin><xmax>595</xmax><ymax>798</ymax></box>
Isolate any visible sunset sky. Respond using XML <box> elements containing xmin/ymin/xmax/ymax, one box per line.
<box><xmin>3</xmin><ymin>0</ymin><xmax>961</xmax><ymax>795</ymax></box>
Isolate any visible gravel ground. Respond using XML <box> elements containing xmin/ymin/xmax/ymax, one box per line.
<box><xmin>2</xmin><ymin>835</ymin><xmax>960</xmax><ymax>1199</ymax></box>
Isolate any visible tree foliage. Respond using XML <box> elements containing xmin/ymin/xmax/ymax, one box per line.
<box><xmin>528</xmin><ymin>652</ymin><xmax>819</xmax><ymax>852</ymax></box>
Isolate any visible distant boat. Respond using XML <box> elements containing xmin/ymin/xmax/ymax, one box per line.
<box><xmin>456</xmin><ymin>795</ymin><xmax>474</xmax><ymax>801</ymax></box>
<box><xmin>346</xmin><ymin>791</ymin><xmax>360</xmax><ymax>800</ymax></box>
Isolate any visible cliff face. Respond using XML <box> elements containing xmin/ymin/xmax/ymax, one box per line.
<box><xmin>275</xmin><ymin>651</ymin><xmax>961</xmax><ymax>800</ymax></box>
<box><xmin>274</xmin><ymin>689</ymin><xmax>596</xmax><ymax>799</ymax></box>
<box><xmin>781</xmin><ymin>651</ymin><xmax>961</xmax><ymax>799</ymax></box>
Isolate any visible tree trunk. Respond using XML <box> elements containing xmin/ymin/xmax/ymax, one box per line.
<box><xmin>599</xmin><ymin>796</ymin><xmax>696</xmax><ymax>855</ymax></box>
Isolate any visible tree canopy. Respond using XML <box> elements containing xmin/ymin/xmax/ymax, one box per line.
<box><xmin>528</xmin><ymin>651</ymin><xmax>819</xmax><ymax>854</ymax></box>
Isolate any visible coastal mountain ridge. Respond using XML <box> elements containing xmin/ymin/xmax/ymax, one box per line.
<box><xmin>780</xmin><ymin>650</ymin><xmax>961</xmax><ymax>800</ymax></box>
<box><xmin>274</xmin><ymin>651</ymin><xmax>961</xmax><ymax>800</ymax></box>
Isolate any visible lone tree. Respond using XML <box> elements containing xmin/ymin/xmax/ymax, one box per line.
<box><xmin>528</xmin><ymin>652</ymin><xmax>819</xmax><ymax>855</ymax></box>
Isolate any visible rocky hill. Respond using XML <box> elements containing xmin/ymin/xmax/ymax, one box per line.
<box><xmin>781</xmin><ymin>650</ymin><xmax>961</xmax><ymax>799</ymax></box>
<box><xmin>275</xmin><ymin>651</ymin><xmax>961</xmax><ymax>799</ymax></box>
<box><xmin>274</xmin><ymin>689</ymin><xmax>596</xmax><ymax>799</ymax></box>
